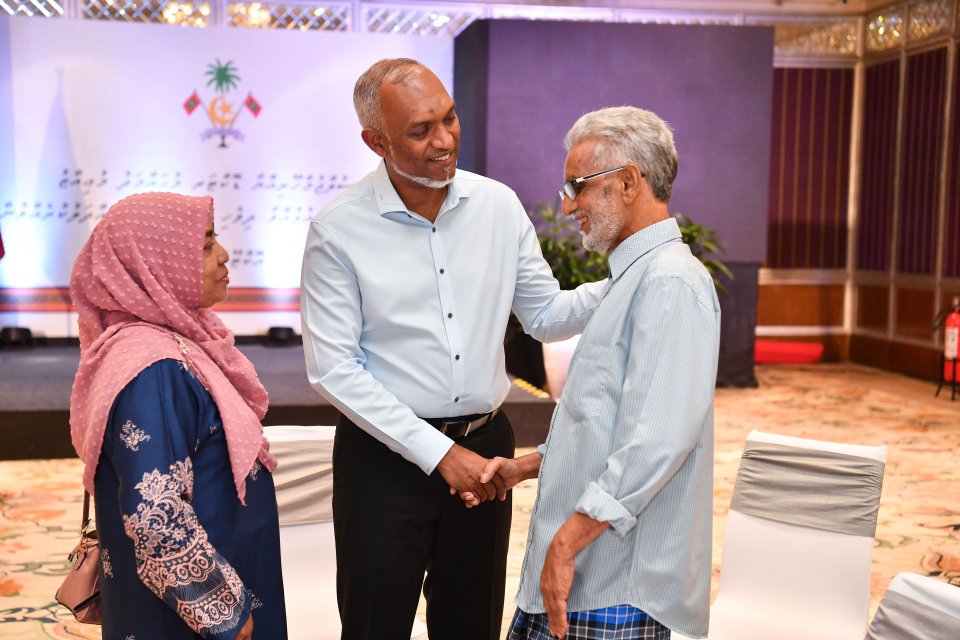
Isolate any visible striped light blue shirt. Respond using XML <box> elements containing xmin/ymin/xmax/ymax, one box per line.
<box><xmin>515</xmin><ymin>217</ymin><xmax>720</xmax><ymax>639</ymax></box>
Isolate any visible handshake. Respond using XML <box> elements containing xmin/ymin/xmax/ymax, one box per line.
<box><xmin>435</xmin><ymin>443</ymin><xmax>542</xmax><ymax>508</ymax></box>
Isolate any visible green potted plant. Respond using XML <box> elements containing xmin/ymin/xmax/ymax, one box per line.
<box><xmin>528</xmin><ymin>200</ymin><xmax>731</xmax><ymax>398</ymax></box>
<box><xmin>674</xmin><ymin>213</ymin><xmax>733</xmax><ymax>294</ymax></box>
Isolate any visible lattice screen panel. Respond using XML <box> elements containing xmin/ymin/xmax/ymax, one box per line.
<box><xmin>1</xmin><ymin>0</ymin><xmax>63</xmax><ymax>17</ymax></box>
<box><xmin>771</xmin><ymin>20</ymin><xmax>858</xmax><ymax>56</ymax></box>
<box><xmin>81</xmin><ymin>0</ymin><xmax>212</xmax><ymax>25</ymax></box>
<box><xmin>907</xmin><ymin>0</ymin><xmax>952</xmax><ymax>42</ymax></box>
<box><xmin>228</xmin><ymin>2</ymin><xmax>349</xmax><ymax>30</ymax></box>
<box><xmin>866</xmin><ymin>6</ymin><xmax>905</xmax><ymax>52</ymax></box>
<box><xmin>488</xmin><ymin>5</ymin><xmax>610</xmax><ymax>22</ymax></box>
<box><xmin>364</xmin><ymin>5</ymin><xmax>481</xmax><ymax>36</ymax></box>
<box><xmin>619</xmin><ymin>11</ymin><xmax>734</xmax><ymax>25</ymax></box>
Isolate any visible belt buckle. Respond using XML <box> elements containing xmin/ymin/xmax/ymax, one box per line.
<box><xmin>441</xmin><ymin>420</ymin><xmax>469</xmax><ymax>438</ymax></box>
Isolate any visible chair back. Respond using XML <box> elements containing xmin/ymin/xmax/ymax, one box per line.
<box><xmin>707</xmin><ymin>430</ymin><xmax>887</xmax><ymax>640</ymax></box>
<box><xmin>865</xmin><ymin>572</ymin><xmax>960</xmax><ymax>640</ymax></box>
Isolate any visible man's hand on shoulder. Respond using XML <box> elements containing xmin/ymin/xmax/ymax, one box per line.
<box><xmin>436</xmin><ymin>444</ymin><xmax>496</xmax><ymax>504</ymax></box>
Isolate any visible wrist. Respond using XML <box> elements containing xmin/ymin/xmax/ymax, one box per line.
<box><xmin>550</xmin><ymin>512</ymin><xmax>608</xmax><ymax>560</ymax></box>
<box><xmin>519</xmin><ymin>452</ymin><xmax>543</xmax><ymax>481</ymax></box>
<box><xmin>548</xmin><ymin>532</ymin><xmax>579</xmax><ymax>561</ymax></box>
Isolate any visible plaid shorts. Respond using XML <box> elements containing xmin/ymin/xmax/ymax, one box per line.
<box><xmin>507</xmin><ymin>604</ymin><xmax>670</xmax><ymax>640</ymax></box>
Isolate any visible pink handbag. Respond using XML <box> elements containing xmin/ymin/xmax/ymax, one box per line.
<box><xmin>55</xmin><ymin>492</ymin><xmax>102</xmax><ymax>624</ymax></box>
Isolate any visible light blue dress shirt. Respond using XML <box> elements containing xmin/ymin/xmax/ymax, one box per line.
<box><xmin>515</xmin><ymin>218</ymin><xmax>720</xmax><ymax>639</ymax></box>
<box><xmin>300</xmin><ymin>161</ymin><xmax>606</xmax><ymax>475</ymax></box>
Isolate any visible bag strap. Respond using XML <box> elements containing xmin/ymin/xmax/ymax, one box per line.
<box><xmin>81</xmin><ymin>491</ymin><xmax>91</xmax><ymax>532</ymax></box>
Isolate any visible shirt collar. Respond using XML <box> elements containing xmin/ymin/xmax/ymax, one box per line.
<box><xmin>608</xmin><ymin>217</ymin><xmax>682</xmax><ymax>281</ymax></box>
<box><xmin>373</xmin><ymin>160</ymin><xmax>407</xmax><ymax>215</ymax></box>
<box><xmin>373</xmin><ymin>160</ymin><xmax>471</xmax><ymax>220</ymax></box>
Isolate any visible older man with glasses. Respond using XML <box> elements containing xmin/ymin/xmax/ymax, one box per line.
<box><xmin>469</xmin><ymin>106</ymin><xmax>720</xmax><ymax>640</ymax></box>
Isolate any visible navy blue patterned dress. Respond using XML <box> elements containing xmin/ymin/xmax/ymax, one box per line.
<box><xmin>94</xmin><ymin>359</ymin><xmax>287</xmax><ymax>640</ymax></box>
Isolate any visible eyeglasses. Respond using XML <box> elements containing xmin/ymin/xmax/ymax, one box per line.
<box><xmin>558</xmin><ymin>166</ymin><xmax>626</xmax><ymax>201</ymax></box>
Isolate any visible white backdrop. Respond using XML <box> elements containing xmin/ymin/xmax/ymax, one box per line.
<box><xmin>0</xmin><ymin>16</ymin><xmax>452</xmax><ymax>334</ymax></box>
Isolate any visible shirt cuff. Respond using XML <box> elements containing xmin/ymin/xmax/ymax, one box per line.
<box><xmin>536</xmin><ymin>443</ymin><xmax>547</xmax><ymax>457</ymax></box>
<box><xmin>407</xmin><ymin>422</ymin><xmax>455</xmax><ymax>475</ymax></box>
<box><xmin>575</xmin><ymin>482</ymin><xmax>637</xmax><ymax>537</ymax></box>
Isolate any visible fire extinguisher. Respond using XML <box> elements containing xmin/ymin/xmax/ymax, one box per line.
<box><xmin>944</xmin><ymin>296</ymin><xmax>960</xmax><ymax>382</ymax></box>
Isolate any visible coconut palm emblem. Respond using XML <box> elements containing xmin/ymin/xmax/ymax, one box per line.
<box><xmin>183</xmin><ymin>59</ymin><xmax>262</xmax><ymax>148</ymax></box>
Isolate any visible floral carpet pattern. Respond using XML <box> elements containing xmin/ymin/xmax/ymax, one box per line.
<box><xmin>2</xmin><ymin>364</ymin><xmax>959</xmax><ymax>638</ymax></box>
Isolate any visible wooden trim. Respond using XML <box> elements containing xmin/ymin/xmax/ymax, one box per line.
<box><xmin>849</xmin><ymin>333</ymin><xmax>942</xmax><ymax>380</ymax></box>
<box><xmin>757</xmin><ymin>283</ymin><xmax>845</xmax><ymax>326</ymax></box>
<box><xmin>857</xmin><ymin>284</ymin><xmax>890</xmax><ymax>332</ymax></box>
<box><xmin>759</xmin><ymin>268</ymin><xmax>848</xmax><ymax>285</ymax></box>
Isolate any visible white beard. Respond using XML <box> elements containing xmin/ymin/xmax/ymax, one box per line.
<box><xmin>389</xmin><ymin>155</ymin><xmax>455</xmax><ymax>190</ymax></box>
<box><xmin>580</xmin><ymin>191</ymin><xmax>623</xmax><ymax>252</ymax></box>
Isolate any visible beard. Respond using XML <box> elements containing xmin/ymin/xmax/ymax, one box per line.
<box><xmin>389</xmin><ymin>145</ymin><xmax>456</xmax><ymax>189</ymax></box>
<box><xmin>579</xmin><ymin>191</ymin><xmax>623</xmax><ymax>252</ymax></box>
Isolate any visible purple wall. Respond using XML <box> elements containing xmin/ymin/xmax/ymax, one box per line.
<box><xmin>454</xmin><ymin>20</ymin><xmax>773</xmax><ymax>263</ymax></box>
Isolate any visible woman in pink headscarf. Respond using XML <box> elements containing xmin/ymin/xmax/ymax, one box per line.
<box><xmin>69</xmin><ymin>192</ymin><xmax>287</xmax><ymax>640</ymax></box>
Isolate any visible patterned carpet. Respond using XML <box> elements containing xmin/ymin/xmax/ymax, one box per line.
<box><xmin>2</xmin><ymin>363</ymin><xmax>959</xmax><ymax>639</ymax></box>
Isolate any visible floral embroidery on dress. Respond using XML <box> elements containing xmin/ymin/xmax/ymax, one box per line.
<box><xmin>248</xmin><ymin>590</ymin><xmax>263</xmax><ymax>610</ymax></box>
<box><xmin>101</xmin><ymin>547</ymin><xmax>114</xmax><ymax>578</ymax></box>
<box><xmin>120</xmin><ymin>420</ymin><xmax>151</xmax><ymax>452</ymax></box>
<box><xmin>125</xmin><ymin>635</ymin><xmax>136</xmax><ymax>640</ymax></box>
<box><xmin>123</xmin><ymin>459</ymin><xmax>246</xmax><ymax>636</ymax></box>
<box><xmin>248</xmin><ymin>460</ymin><xmax>262</xmax><ymax>481</ymax></box>
<box><xmin>177</xmin><ymin>359</ymin><xmax>197</xmax><ymax>379</ymax></box>
<box><xmin>210</xmin><ymin>424</ymin><xmax>218</xmax><ymax>434</ymax></box>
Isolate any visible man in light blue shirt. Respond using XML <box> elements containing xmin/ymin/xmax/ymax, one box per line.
<box><xmin>299</xmin><ymin>59</ymin><xmax>606</xmax><ymax>640</ymax></box>
<box><xmin>473</xmin><ymin>107</ymin><xmax>720</xmax><ymax>639</ymax></box>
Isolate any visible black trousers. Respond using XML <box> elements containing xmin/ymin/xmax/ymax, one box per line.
<box><xmin>332</xmin><ymin>411</ymin><xmax>515</xmax><ymax>640</ymax></box>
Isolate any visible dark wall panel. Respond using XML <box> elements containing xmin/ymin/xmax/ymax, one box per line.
<box><xmin>898</xmin><ymin>48</ymin><xmax>947</xmax><ymax>276</ymax></box>
<box><xmin>455</xmin><ymin>20</ymin><xmax>773</xmax><ymax>264</ymax></box>
<box><xmin>857</xmin><ymin>284</ymin><xmax>889</xmax><ymax>332</ymax></box>
<box><xmin>895</xmin><ymin>288</ymin><xmax>935</xmax><ymax>340</ymax></box>
<box><xmin>857</xmin><ymin>60</ymin><xmax>900</xmax><ymax>271</ymax></box>
<box><xmin>767</xmin><ymin>68</ymin><xmax>853</xmax><ymax>269</ymax></box>
<box><xmin>453</xmin><ymin>21</ymin><xmax>489</xmax><ymax>180</ymax></box>
<box><xmin>850</xmin><ymin>334</ymin><xmax>940</xmax><ymax>380</ymax></box>
<box><xmin>946</xmin><ymin>45</ymin><xmax>960</xmax><ymax>278</ymax></box>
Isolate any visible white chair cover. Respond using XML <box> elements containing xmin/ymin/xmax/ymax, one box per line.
<box><xmin>864</xmin><ymin>572</ymin><xmax>960</xmax><ymax>640</ymax></box>
<box><xmin>674</xmin><ymin>430</ymin><xmax>887</xmax><ymax>640</ymax></box>
<box><xmin>264</xmin><ymin>425</ymin><xmax>428</xmax><ymax>639</ymax></box>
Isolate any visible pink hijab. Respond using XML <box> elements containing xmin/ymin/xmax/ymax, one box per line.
<box><xmin>69</xmin><ymin>192</ymin><xmax>276</xmax><ymax>504</ymax></box>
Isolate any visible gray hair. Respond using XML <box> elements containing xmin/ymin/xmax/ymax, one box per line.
<box><xmin>563</xmin><ymin>106</ymin><xmax>678</xmax><ymax>203</ymax></box>
<box><xmin>353</xmin><ymin>58</ymin><xmax>427</xmax><ymax>131</ymax></box>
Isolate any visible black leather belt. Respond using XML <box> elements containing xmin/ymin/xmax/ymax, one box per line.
<box><xmin>422</xmin><ymin>408</ymin><xmax>500</xmax><ymax>439</ymax></box>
